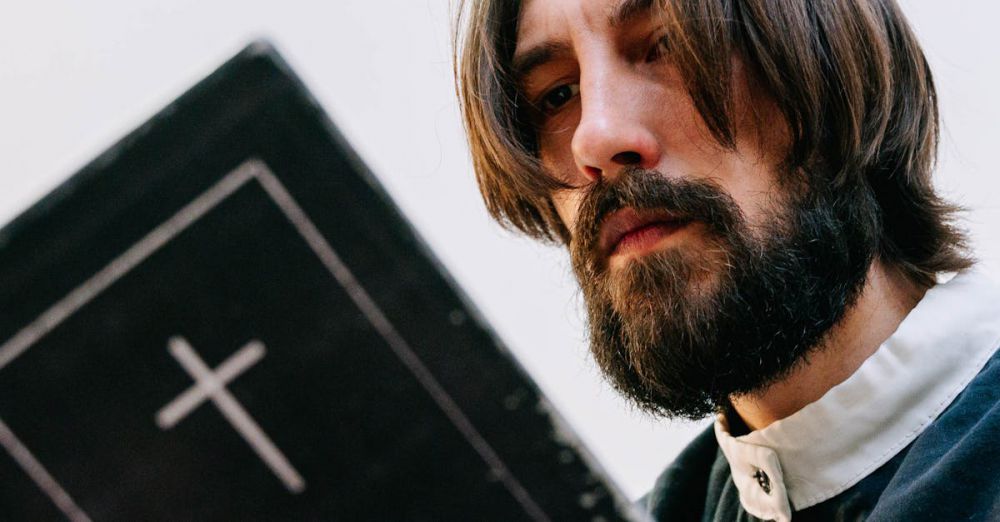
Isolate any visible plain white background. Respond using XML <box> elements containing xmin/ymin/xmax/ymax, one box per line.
<box><xmin>1</xmin><ymin>0</ymin><xmax>997</xmax><ymax>500</ymax></box>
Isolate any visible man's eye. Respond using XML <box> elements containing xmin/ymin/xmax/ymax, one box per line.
<box><xmin>538</xmin><ymin>83</ymin><xmax>580</xmax><ymax>112</ymax></box>
<box><xmin>646</xmin><ymin>34</ymin><xmax>670</xmax><ymax>62</ymax></box>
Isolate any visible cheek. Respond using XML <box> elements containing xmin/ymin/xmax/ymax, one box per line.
<box><xmin>537</xmin><ymin>112</ymin><xmax>582</xmax><ymax>184</ymax></box>
<box><xmin>550</xmin><ymin>189</ymin><xmax>586</xmax><ymax>236</ymax></box>
<box><xmin>538</xmin><ymin>118</ymin><xmax>587</xmax><ymax>238</ymax></box>
<box><xmin>714</xmin><ymin>154</ymin><xmax>786</xmax><ymax>233</ymax></box>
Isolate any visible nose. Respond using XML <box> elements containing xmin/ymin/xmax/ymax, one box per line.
<box><xmin>571</xmin><ymin>70</ymin><xmax>661</xmax><ymax>184</ymax></box>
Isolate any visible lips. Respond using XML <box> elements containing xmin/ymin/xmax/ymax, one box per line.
<box><xmin>598</xmin><ymin>208</ymin><xmax>688</xmax><ymax>258</ymax></box>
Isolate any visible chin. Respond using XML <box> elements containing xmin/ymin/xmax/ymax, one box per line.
<box><xmin>611</xmin><ymin>241</ymin><xmax>727</xmax><ymax>306</ymax></box>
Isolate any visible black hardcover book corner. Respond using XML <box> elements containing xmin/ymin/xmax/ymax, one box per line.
<box><xmin>0</xmin><ymin>42</ymin><xmax>640</xmax><ymax>521</ymax></box>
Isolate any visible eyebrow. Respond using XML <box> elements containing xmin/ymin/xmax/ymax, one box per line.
<box><xmin>511</xmin><ymin>41</ymin><xmax>572</xmax><ymax>86</ymax></box>
<box><xmin>511</xmin><ymin>0</ymin><xmax>656</xmax><ymax>85</ymax></box>
<box><xmin>607</xmin><ymin>0</ymin><xmax>655</xmax><ymax>28</ymax></box>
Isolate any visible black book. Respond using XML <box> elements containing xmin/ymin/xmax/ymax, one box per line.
<box><xmin>0</xmin><ymin>42</ymin><xmax>637</xmax><ymax>521</ymax></box>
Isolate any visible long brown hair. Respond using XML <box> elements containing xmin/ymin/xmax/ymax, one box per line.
<box><xmin>454</xmin><ymin>0</ymin><xmax>971</xmax><ymax>286</ymax></box>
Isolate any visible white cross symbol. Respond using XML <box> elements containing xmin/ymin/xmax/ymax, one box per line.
<box><xmin>155</xmin><ymin>336</ymin><xmax>306</xmax><ymax>493</ymax></box>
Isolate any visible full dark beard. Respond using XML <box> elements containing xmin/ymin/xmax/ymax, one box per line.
<box><xmin>570</xmin><ymin>168</ymin><xmax>876</xmax><ymax>419</ymax></box>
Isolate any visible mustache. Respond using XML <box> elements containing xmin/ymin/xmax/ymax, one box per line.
<box><xmin>571</xmin><ymin>167</ymin><xmax>744</xmax><ymax>263</ymax></box>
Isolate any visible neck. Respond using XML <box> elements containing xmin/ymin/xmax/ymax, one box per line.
<box><xmin>729</xmin><ymin>261</ymin><xmax>928</xmax><ymax>432</ymax></box>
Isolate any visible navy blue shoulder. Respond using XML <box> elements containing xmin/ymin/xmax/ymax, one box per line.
<box><xmin>640</xmin><ymin>425</ymin><xmax>720</xmax><ymax>520</ymax></box>
<box><xmin>868</xmin><ymin>346</ymin><xmax>1000</xmax><ymax>521</ymax></box>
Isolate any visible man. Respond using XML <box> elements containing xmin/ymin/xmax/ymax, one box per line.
<box><xmin>455</xmin><ymin>0</ymin><xmax>1000</xmax><ymax>520</ymax></box>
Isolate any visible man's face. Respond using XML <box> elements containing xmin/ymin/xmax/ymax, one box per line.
<box><xmin>515</xmin><ymin>0</ymin><xmax>786</xmax><ymax>264</ymax></box>
<box><xmin>513</xmin><ymin>0</ymin><xmax>874</xmax><ymax>418</ymax></box>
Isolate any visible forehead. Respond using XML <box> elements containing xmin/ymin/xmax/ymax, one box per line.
<box><xmin>516</xmin><ymin>0</ymin><xmax>656</xmax><ymax>49</ymax></box>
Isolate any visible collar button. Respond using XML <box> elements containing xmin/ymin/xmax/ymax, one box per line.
<box><xmin>753</xmin><ymin>468</ymin><xmax>772</xmax><ymax>495</ymax></box>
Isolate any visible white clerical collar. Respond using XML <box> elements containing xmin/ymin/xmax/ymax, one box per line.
<box><xmin>713</xmin><ymin>269</ymin><xmax>1000</xmax><ymax>522</ymax></box>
